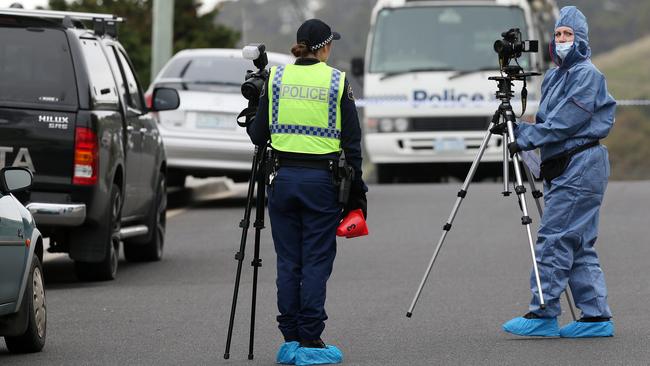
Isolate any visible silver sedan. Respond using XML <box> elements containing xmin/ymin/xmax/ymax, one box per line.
<box><xmin>146</xmin><ymin>48</ymin><xmax>294</xmax><ymax>185</ymax></box>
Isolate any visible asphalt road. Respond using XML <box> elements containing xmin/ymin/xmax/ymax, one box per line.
<box><xmin>1</xmin><ymin>180</ymin><xmax>649</xmax><ymax>365</ymax></box>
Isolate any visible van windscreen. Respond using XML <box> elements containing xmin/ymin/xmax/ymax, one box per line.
<box><xmin>0</xmin><ymin>27</ymin><xmax>77</xmax><ymax>109</ymax></box>
<box><xmin>370</xmin><ymin>6</ymin><xmax>531</xmax><ymax>74</ymax></box>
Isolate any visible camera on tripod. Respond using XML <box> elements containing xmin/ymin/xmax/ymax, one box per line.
<box><xmin>493</xmin><ymin>28</ymin><xmax>538</xmax><ymax>73</ymax></box>
<box><xmin>242</xmin><ymin>44</ymin><xmax>269</xmax><ymax>103</ymax></box>
<box><xmin>237</xmin><ymin>43</ymin><xmax>270</xmax><ymax>128</ymax></box>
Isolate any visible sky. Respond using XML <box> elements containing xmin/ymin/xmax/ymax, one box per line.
<box><xmin>1</xmin><ymin>0</ymin><xmax>231</xmax><ymax>14</ymax></box>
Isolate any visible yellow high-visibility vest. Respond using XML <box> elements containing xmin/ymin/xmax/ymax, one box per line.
<box><xmin>267</xmin><ymin>62</ymin><xmax>345</xmax><ymax>154</ymax></box>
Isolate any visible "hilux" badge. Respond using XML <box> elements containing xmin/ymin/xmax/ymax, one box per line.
<box><xmin>38</xmin><ymin>115</ymin><xmax>69</xmax><ymax>130</ymax></box>
<box><xmin>38</xmin><ymin>115</ymin><xmax>69</xmax><ymax>123</ymax></box>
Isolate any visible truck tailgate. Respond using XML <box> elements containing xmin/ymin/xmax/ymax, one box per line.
<box><xmin>0</xmin><ymin>108</ymin><xmax>76</xmax><ymax>189</ymax></box>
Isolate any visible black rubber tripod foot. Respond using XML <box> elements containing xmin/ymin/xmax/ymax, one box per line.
<box><xmin>406</xmin><ymin>312</ymin><xmax>413</xmax><ymax>318</ymax></box>
<box><xmin>248</xmin><ymin>354</ymin><xmax>254</xmax><ymax>360</ymax></box>
<box><xmin>224</xmin><ymin>353</ymin><xmax>230</xmax><ymax>360</ymax></box>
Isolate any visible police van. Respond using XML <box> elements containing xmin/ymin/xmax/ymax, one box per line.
<box><xmin>352</xmin><ymin>0</ymin><xmax>558</xmax><ymax>182</ymax></box>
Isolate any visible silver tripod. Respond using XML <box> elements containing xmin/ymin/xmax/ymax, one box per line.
<box><xmin>406</xmin><ymin>74</ymin><xmax>577</xmax><ymax>320</ymax></box>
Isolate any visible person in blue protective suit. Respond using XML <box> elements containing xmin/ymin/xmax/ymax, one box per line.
<box><xmin>502</xmin><ymin>6</ymin><xmax>616</xmax><ymax>338</ymax></box>
<box><xmin>247</xmin><ymin>19</ymin><xmax>367</xmax><ymax>365</ymax></box>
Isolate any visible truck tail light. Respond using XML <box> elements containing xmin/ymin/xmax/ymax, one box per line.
<box><xmin>145</xmin><ymin>92</ymin><xmax>153</xmax><ymax>109</ymax></box>
<box><xmin>73</xmin><ymin>127</ymin><xmax>98</xmax><ymax>185</ymax></box>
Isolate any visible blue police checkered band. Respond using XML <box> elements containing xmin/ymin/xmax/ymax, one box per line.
<box><xmin>327</xmin><ymin>69</ymin><xmax>341</xmax><ymax>130</ymax></box>
<box><xmin>310</xmin><ymin>34</ymin><xmax>334</xmax><ymax>51</ymax></box>
<box><xmin>271</xmin><ymin>66</ymin><xmax>285</xmax><ymax>126</ymax></box>
<box><xmin>271</xmin><ymin>124</ymin><xmax>341</xmax><ymax>139</ymax></box>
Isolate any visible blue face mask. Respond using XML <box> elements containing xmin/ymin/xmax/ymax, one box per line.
<box><xmin>555</xmin><ymin>42</ymin><xmax>574</xmax><ymax>60</ymax></box>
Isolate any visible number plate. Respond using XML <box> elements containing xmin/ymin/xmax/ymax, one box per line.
<box><xmin>433</xmin><ymin>137</ymin><xmax>465</xmax><ymax>152</ymax></box>
<box><xmin>195</xmin><ymin>113</ymin><xmax>236</xmax><ymax>130</ymax></box>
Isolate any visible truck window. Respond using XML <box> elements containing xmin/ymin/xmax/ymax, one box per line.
<box><xmin>369</xmin><ymin>6</ymin><xmax>530</xmax><ymax>73</ymax></box>
<box><xmin>80</xmin><ymin>39</ymin><xmax>119</xmax><ymax>108</ymax></box>
<box><xmin>115</xmin><ymin>50</ymin><xmax>144</xmax><ymax>111</ymax></box>
<box><xmin>0</xmin><ymin>27</ymin><xmax>77</xmax><ymax>109</ymax></box>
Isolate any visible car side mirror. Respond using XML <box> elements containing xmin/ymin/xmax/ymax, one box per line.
<box><xmin>0</xmin><ymin>167</ymin><xmax>33</xmax><ymax>194</ymax></box>
<box><xmin>351</xmin><ymin>57</ymin><xmax>364</xmax><ymax>78</ymax></box>
<box><xmin>151</xmin><ymin>87</ymin><xmax>180</xmax><ymax>112</ymax></box>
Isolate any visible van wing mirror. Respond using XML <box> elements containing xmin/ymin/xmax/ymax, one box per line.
<box><xmin>151</xmin><ymin>87</ymin><xmax>180</xmax><ymax>112</ymax></box>
<box><xmin>351</xmin><ymin>57</ymin><xmax>364</xmax><ymax>77</ymax></box>
<box><xmin>0</xmin><ymin>167</ymin><xmax>33</xmax><ymax>194</ymax></box>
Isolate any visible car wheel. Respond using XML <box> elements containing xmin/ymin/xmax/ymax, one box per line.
<box><xmin>4</xmin><ymin>255</ymin><xmax>46</xmax><ymax>353</ymax></box>
<box><xmin>75</xmin><ymin>184</ymin><xmax>121</xmax><ymax>281</ymax></box>
<box><xmin>124</xmin><ymin>174</ymin><xmax>166</xmax><ymax>262</ymax></box>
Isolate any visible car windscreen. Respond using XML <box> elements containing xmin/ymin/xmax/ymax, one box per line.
<box><xmin>0</xmin><ymin>26</ymin><xmax>78</xmax><ymax>109</ymax></box>
<box><xmin>158</xmin><ymin>55</ymin><xmax>284</xmax><ymax>92</ymax></box>
<box><xmin>369</xmin><ymin>6</ymin><xmax>531</xmax><ymax>73</ymax></box>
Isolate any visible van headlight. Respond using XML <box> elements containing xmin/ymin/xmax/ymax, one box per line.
<box><xmin>379</xmin><ymin>118</ymin><xmax>394</xmax><ymax>132</ymax></box>
<box><xmin>394</xmin><ymin>118</ymin><xmax>409</xmax><ymax>132</ymax></box>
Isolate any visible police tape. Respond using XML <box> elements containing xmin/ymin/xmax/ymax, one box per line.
<box><xmin>354</xmin><ymin>98</ymin><xmax>650</xmax><ymax>108</ymax></box>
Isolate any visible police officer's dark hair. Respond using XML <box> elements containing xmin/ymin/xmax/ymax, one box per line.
<box><xmin>291</xmin><ymin>42</ymin><xmax>312</xmax><ymax>58</ymax></box>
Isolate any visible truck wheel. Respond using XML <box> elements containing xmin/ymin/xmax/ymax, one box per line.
<box><xmin>167</xmin><ymin>170</ymin><xmax>186</xmax><ymax>187</ymax></box>
<box><xmin>4</xmin><ymin>255</ymin><xmax>46</xmax><ymax>353</ymax></box>
<box><xmin>124</xmin><ymin>174</ymin><xmax>166</xmax><ymax>262</ymax></box>
<box><xmin>74</xmin><ymin>184</ymin><xmax>121</xmax><ymax>281</ymax></box>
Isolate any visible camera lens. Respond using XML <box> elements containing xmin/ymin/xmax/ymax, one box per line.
<box><xmin>241</xmin><ymin>77</ymin><xmax>264</xmax><ymax>101</ymax></box>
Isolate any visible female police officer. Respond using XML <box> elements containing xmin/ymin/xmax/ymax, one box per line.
<box><xmin>502</xmin><ymin>6</ymin><xmax>616</xmax><ymax>338</ymax></box>
<box><xmin>247</xmin><ymin>19</ymin><xmax>367</xmax><ymax>364</ymax></box>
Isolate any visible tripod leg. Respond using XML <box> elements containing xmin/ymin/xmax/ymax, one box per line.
<box><xmin>406</xmin><ymin>123</ymin><xmax>495</xmax><ymax>317</ymax></box>
<box><xmin>504</xmin><ymin>114</ymin><xmax>546</xmax><ymax>309</ymax></box>
<box><xmin>224</xmin><ymin>146</ymin><xmax>262</xmax><ymax>360</ymax></box>
<box><xmin>502</xmin><ymin>132</ymin><xmax>511</xmax><ymax>196</ymax></box>
<box><xmin>522</xmin><ymin>165</ymin><xmax>578</xmax><ymax>321</ymax></box>
<box><xmin>248</xmin><ymin>149</ymin><xmax>267</xmax><ymax>360</ymax></box>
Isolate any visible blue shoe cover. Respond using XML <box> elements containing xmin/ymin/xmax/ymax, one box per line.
<box><xmin>502</xmin><ymin>316</ymin><xmax>560</xmax><ymax>337</ymax></box>
<box><xmin>560</xmin><ymin>321</ymin><xmax>614</xmax><ymax>338</ymax></box>
<box><xmin>276</xmin><ymin>341</ymin><xmax>300</xmax><ymax>364</ymax></box>
<box><xmin>295</xmin><ymin>345</ymin><xmax>343</xmax><ymax>366</ymax></box>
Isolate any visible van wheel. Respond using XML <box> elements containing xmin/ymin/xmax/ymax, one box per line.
<box><xmin>4</xmin><ymin>256</ymin><xmax>46</xmax><ymax>353</ymax></box>
<box><xmin>124</xmin><ymin>175</ymin><xmax>166</xmax><ymax>262</ymax></box>
<box><xmin>75</xmin><ymin>184</ymin><xmax>121</xmax><ymax>281</ymax></box>
<box><xmin>376</xmin><ymin>164</ymin><xmax>395</xmax><ymax>184</ymax></box>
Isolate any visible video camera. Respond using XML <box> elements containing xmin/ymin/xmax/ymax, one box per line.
<box><xmin>493</xmin><ymin>28</ymin><xmax>538</xmax><ymax>73</ymax></box>
<box><xmin>237</xmin><ymin>44</ymin><xmax>270</xmax><ymax>127</ymax></box>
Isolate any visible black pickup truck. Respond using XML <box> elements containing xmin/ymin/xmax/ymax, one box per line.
<box><xmin>0</xmin><ymin>9</ymin><xmax>180</xmax><ymax>281</ymax></box>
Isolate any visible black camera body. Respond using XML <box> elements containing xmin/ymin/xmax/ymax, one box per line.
<box><xmin>238</xmin><ymin>44</ymin><xmax>270</xmax><ymax>127</ymax></box>
<box><xmin>493</xmin><ymin>28</ymin><xmax>539</xmax><ymax>67</ymax></box>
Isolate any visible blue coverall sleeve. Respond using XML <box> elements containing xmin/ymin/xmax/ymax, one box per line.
<box><xmin>246</xmin><ymin>81</ymin><xmax>271</xmax><ymax>146</ymax></box>
<box><xmin>340</xmin><ymin>79</ymin><xmax>368</xmax><ymax>194</ymax></box>
<box><xmin>516</xmin><ymin>67</ymin><xmax>601</xmax><ymax>150</ymax></box>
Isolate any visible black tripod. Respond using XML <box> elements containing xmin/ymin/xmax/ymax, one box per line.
<box><xmin>224</xmin><ymin>143</ymin><xmax>269</xmax><ymax>360</ymax></box>
<box><xmin>406</xmin><ymin>72</ymin><xmax>577</xmax><ymax>320</ymax></box>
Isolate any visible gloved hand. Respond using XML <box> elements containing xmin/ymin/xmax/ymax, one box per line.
<box><xmin>343</xmin><ymin>191</ymin><xmax>367</xmax><ymax>220</ymax></box>
<box><xmin>507</xmin><ymin>141</ymin><xmax>522</xmax><ymax>157</ymax></box>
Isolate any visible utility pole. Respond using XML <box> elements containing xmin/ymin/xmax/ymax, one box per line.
<box><xmin>151</xmin><ymin>0</ymin><xmax>174</xmax><ymax>80</ymax></box>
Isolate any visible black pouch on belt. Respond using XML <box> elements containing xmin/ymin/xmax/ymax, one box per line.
<box><xmin>540</xmin><ymin>154</ymin><xmax>570</xmax><ymax>183</ymax></box>
<box><xmin>336</xmin><ymin>152</ymin><xmax>354</xmax><ymax>205</ymax></box>
<box><xmin>539</xmin><ymin>140</ymin><xmax>600</xmax><ymax>183</ymax></box>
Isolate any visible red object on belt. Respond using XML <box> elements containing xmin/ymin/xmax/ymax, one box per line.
<box><xmin>337</xmin><ymin>209</ymin><xmax>369</xmax><ymax>238</ymax></box>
